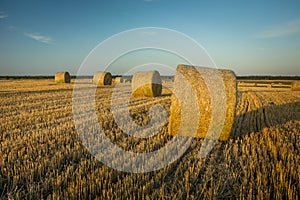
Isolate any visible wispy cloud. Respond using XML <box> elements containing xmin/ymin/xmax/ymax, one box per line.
<box><xmin>257</xmin><ymin>19</ymin><xmax>300</xmax><ymax>39</ymax></box>
<box><xmin>0</xmin><ymin>11</ymin><xmax>8</xmax><ymax>19</ymax></box>
<box><xmin>24</xmin><ymin>33</ymin><xmax>54</xmax><ymax>44</ymax></box>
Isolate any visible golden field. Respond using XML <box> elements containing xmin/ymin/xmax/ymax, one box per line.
<box><xmin>0</xmin><ymin>79</ymin><xmax>299</xmax><ymax>199</ymax></box>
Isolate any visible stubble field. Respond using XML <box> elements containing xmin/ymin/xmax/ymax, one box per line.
<box><xmin>0</xmin><ymin>79</ymin><xmax>299</xmax><ymax>199</ymax></box>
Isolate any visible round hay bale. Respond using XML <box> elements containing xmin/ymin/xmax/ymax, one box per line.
<box><xmin>93</xmin><ymin>72</ymin><xmax>112</xmax><ymax>85</ymax></box>
<box><xmin>55</xmin><ymin>71</ymin><xmax>71</xmax><ymax>83</ymax></box>
<box><xmin>132</xmin><ymin>70</ymin><xmax>162</xmax><ymax>97</ymax></box>
<box><xmin>123</xmin><ymin>79</ymin><xmax>131</xmax><ymax>83</ymax></box>
<box><xmin>114</xmin><ymin>77</ymin><xmax>122</xmax><ymax>84</ymax></box>
<box><xmin>291</xmin><ymin>81</ymin><xmax>300</xmax><ymax>91</ymax></box>
<box><xmin>168</xmin><ymin>65</ymin><xmax>237</xmax><ymax>141</ymax></box>
<box><xmin>267</xmin><ymin>84</ymin><xmax>272</xmax><ymax>89</ymax></box>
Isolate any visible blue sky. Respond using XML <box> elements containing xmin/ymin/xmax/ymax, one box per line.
<box><xmin>0</xmin><ymin>0</ymin><xmax>300</xmax><ymax>75</ymax></box>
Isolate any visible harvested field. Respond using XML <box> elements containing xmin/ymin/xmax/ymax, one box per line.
<box><xmin>0</xmin><ymin>79</ymin><xmax>299</xmax><ymax>199</ymax></box>
<box><xmin>238</xmin><ymin>80</ymin><xmax>292</xmax><ymax>89</ymax></box>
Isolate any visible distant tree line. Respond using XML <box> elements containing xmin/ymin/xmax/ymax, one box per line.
<box><xmin>237</xmin><ymin>76</ymin><xmax>300</xmax><ymax>80</ymax></box>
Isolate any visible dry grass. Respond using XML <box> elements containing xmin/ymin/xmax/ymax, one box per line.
<box><xmin>0</xmin><ymin>79</ymin><xmax>299</xmax><ymax>199</ymax></box>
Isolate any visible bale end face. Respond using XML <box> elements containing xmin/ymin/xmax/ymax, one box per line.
<box><xmin>168</xmin><ymin>65</ymin><xmax>237</xmax><ymax>141</ymax></box>
<box><xmin>55</xmin><ymin>72</ymin><xmax>71</xmax><ymax>83</ymax></box>
<box><xmin>218</xmin><ymin>69</ymin><xmax>237</xmax><ymax>141</ymax></box>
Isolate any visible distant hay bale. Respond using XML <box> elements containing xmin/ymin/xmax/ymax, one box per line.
<box><xmin>267</xmin><ymin>84</ymin><xmax>272</xmax><ymax>89</ymax></box>
<box><xmin>93</xmin><ymin>72</ymin><xmax>112</xmax><ymax>85</ymax></box>
<box><xmin>168</xmin><ymin>65</ymin><xmax>237</xmax><ymax>141</ymax></box>
<box><xmin>123</xmin><ymin>78</ymin><xmax>131</xmax><ymax>83</ymax></box>
<box><xmin>55</xmin><ymin>72</ymin><xmax>71</xmax><ymax>83</ymax></box>
<box><xmin>113</xmin><ymin>77</ymin><xmax>122</xmax><ymax>84</ymax></box>
<box><xmin>291</xmin><ymin>81</ymin><xmax>300</xmax><ymax>91</ymax></box>
<box><xmin>132</xmin><ymin>70</ymin><xmax>162</xmax><ymax>97</ymax></box>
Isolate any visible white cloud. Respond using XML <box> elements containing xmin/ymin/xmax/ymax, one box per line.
<box><xmin>257</xmin><ymin>19</ymin><xmax>300</xmax><ymax>39</ymax></box>
<box><xmin>24</xmin><ymin>33</ymin><xmax>54</xmax><ymax>44</ymax></box>
<box><xmin>0</xmin><ymin>11</ymin><xmax>8</xmax><ymax>19</ymax></box>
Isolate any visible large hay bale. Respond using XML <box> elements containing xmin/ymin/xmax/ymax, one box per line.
<box><xmin>132</xmin><ymin>70</ymin><xmax>162</xmax><ymax>97</ymax></box>
<box><xmin>93</xmin><ymin>72</ymin><xmax>112</xmax><ymax>85</ymax></box>
<box><xmin>291</xmin><ymin>81</ymin><xmax>300</xmax><ymax>91</ymax></box>
<box><xmin>168</xmin><ymin>64</ymin><xmax>237</xmax><ymax>141</ymax></box>
<box><xmin>55</xmin><ymin>71</ymin><xmax>71</xmax><ymax>83</ymax></box>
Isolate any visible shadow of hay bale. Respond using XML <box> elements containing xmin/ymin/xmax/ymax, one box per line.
<box><xmin>231</xmin><ymin>101</ymin><xmax>300</xmax><ymax>139</ymax></box>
